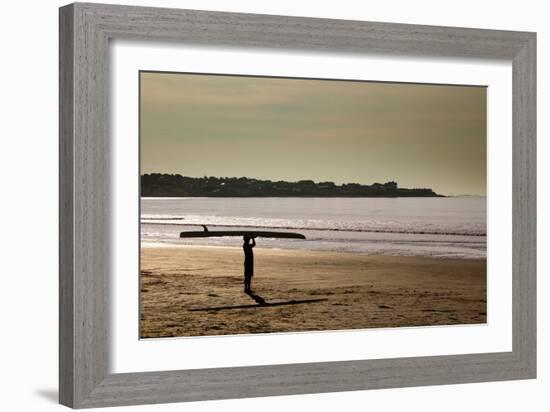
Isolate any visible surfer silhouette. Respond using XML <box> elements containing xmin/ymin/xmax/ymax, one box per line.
<box><xmin>243</xmin><ymin>235</ymin><xmax>256</xmax><ymax>293</ymax></box>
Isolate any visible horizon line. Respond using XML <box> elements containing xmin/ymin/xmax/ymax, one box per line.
<box><xmin>140</xmin><ymin>173</ymin><xmax>490</xmax><ymax>196</ymax></box>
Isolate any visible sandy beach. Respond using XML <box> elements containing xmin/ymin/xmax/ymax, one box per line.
<box><xmin>140</xmin><ymin>246</ymin><xmax>486</xmax><ymax>338</ymax></box>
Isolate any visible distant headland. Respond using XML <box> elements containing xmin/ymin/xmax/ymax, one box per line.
<box><xmin>141</xmin><ymin>174</ymin><xmax>443</xmax><ymax>197</ymax></box>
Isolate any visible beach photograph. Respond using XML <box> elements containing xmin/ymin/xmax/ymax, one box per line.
<box><xmin>139</xmin><ymin>71</ymin><xmax>487</xmax><ymax>338</ymax></box>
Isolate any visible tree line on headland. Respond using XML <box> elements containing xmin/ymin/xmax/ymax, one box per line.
<box><xmin>141</xmin><ymin>174</ymin><xmax>442</xmax><ymax>197</ymax></box>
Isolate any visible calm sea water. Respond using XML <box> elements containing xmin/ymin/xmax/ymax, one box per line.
<box><xmin>141</xmin><ymin>197</ymin><xmax>486</xmax><ymax>259</ymax></box>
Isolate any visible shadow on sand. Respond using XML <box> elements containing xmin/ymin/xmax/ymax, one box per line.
<box><xmin>189</xmin><ymin>291</ymin><xmax>327</xmax><ymax>312</ymax></box>
<box><xmin>245</xmin><ymin>290</ymin><xmax>267</xmax><ymax>305</ymax></box>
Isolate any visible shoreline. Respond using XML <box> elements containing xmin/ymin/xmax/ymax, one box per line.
<box><xmin>140</xmin><ymin>241</ymin><xmax>486</xmax><ymax>259</ymax></box>
<box><xmin>140</xmin><ymin>246</ymin><xmax>487</xmax><ymax>338</ymax></box>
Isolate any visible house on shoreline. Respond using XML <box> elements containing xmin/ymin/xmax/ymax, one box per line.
<box><xmin>141</xmin><ymin>174</ymin><xmax>443</xmax><ymax>197</ymax></box>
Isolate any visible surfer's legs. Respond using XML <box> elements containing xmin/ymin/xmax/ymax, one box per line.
<box><xmin>244</xmin><ymin>267</ymin><xmax>253</xmax><ymax>292</ymax></box>
<box><xmin>243</xmin><ymin>253</ymin><xmax>254</xmax><ymax>292</ymax></box>
<box><xmin>244</xmin><ymin>273</ymin><xmax>253</xmax><ymax>292</ymax></box>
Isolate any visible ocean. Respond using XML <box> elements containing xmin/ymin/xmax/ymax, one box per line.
<box><xmin>141</xmin><ymin>197</ymin><xmax>486</xmax><ymax>259</ymax></box>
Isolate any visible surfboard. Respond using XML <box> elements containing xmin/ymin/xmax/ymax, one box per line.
<box><xmin>179</xmin><ymin>230</ymin><xmax>306</xmax><ymax>239</ymax></box>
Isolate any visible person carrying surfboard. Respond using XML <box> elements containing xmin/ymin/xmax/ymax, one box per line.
<box><xmin>243</xmin><ymin>235</ymin><xmax>256</xmax><ymax>293</ymax></box>
<box><xmin>179</xmin><ymin>227</ymin><xmax>305</xmax><ymax>294</ymax></box>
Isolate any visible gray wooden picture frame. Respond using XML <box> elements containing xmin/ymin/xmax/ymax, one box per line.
<box><xmin>59</xmin><ymin>2</ymin><xmax>536</xmax><ymax>409</ymax></box>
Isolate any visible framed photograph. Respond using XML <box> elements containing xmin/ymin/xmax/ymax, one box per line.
<box><xmin>59</xmin><ymin>2</ymin><xmax>536</xmax><ymax>408</ymax></box>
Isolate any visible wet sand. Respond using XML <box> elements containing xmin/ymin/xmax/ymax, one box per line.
<box><xmin>140</xmin><ymin>246</ymin><xmax>486</xmax><ymax>338</ymax></box>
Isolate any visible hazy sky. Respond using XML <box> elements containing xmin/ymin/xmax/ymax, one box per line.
<box><xmin>140</xmin><ymin>72</ymin><xmax>486</xmax><ymax>196</ymax></box>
